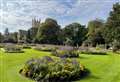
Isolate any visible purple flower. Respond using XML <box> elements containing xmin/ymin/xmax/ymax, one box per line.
<box><xmin>43</xmin><ymin>56</ymin><xmax>54</xmax><ymax>62</ymax></box>
<box><xmin>59</xmin><ymin>46</ymin><xmax>73</xmax><ymax>51</ymax></box>
<box><xmin>72</xmin><ymin>59</ymin><xmax>79</xmax><ymax>65</ymax></box>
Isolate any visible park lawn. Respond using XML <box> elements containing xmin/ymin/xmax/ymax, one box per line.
<box><xmin>0</xmin><ymin>49</ymin><xmax>120</xmax><ymax>82</ymax></box>
<box><xmin>0</xmin><ymin>49</ymin><xmax>51</xmax><ymax>82</ymax></box>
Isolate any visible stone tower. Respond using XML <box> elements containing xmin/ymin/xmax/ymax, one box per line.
<box><xmin>32</xmin><ymin>18</ymin><xmax>41</xmax><ymax>28</ymax></box>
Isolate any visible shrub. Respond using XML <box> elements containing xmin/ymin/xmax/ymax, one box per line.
<box><xmin>19</xmin><ymin>56</ymin><xmax>89</xmax><ymax>82</ymax></box>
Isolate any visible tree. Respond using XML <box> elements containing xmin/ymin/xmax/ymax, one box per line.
<box><xmin>63</xmin><ymin>23</ymin><xmax>87</xmax><ymax>46</ymax></box>
<box><xmin>36</xmin><ymin>18</ymin><xmax>61</xmax><ymax>44</ymax></box>
<box><xmin>11</xmin><ymin>32</ymin><xmax>18</xmax><ymax>43</ymax></box>
<box><xmin>103</xmin><ymin>3</ymin><xmax>120</xmax><ymax>45</ymax></box>
<box><xmin>4</xmin><ymin>28</ymin><xmax>9</xmax><ymax>36</ymax></box>
<box><xmin>18</xmin><ymin>30</ymin><xmax>27</xmax><ymax>43</ymax></box>
<box><xmin>3</xmin><ymin>28</ymin><xmax>10</xmax><ymax>43</ymax></box>
<box><xmin>0</xmin><ymin>32</ymin><xmax>3</xmax><ymax>43</ymax></box>
<box><xmin>27</xmin><ymin>27</ymin><xmax>38</xmax><ymax>43</ymax></box>
<box><xmin>87</xmin><ymin>19</ymin><xmax>105</xmax><ymax>47</ymax></box>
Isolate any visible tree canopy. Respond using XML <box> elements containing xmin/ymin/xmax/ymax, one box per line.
<box><xmin>63</xmin><ymin>23</ymin><xmax>87</xmax><ymax>46</ymax></box>
<box><xmin>103</xmin><ymin>3</ymin><xmax>120</xmax><ymax>44</ymax></box>
<box><xmin>36</xmin><ymin>18</ymin><xmax>61</xmax><ymax>44</ymax></box>
<box><xmin>87</xmin><ymin>19</ymin><xmax>105</xmax><ymax>46</ymax></box>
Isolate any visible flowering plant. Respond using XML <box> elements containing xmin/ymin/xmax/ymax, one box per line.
<box><xmin>19</xmin><ymin>56</ymin><xmax>89</xmax><ymax>82</ymax></box>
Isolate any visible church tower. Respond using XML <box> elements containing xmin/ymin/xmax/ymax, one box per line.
<box><xmin>32</xmin><ymin>18</ymin><xmax>41</xmax><ymax>28</ymax></box>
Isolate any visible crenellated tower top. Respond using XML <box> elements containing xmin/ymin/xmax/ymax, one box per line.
<box><xmin>32</xmin><ymin>18</ymin><xmax>41</xmax><ymax>28</ymax></box>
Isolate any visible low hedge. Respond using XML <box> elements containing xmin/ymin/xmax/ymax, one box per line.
<box><xmin>19</xmin><ymin>56</ymin><xmax>89</xmax><ymax>82</ymax></box>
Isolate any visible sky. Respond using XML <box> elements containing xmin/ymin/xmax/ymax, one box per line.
<box><xmin>0</xmin><ymin>0</ymin><xmax>120</xmax><ymax>33</ymax></box>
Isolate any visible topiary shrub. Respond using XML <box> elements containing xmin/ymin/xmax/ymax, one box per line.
<box><xmin>19</xmin><ymin>56</ymin><xmax>89</xmax><ymax>82</ymax></box>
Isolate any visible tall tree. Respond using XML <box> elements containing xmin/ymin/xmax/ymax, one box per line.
<box><xmin>36</xmin><ymin>18</ymin><xmax>61</xmax><ymax>44</ymax></box>
<box><xmin>0</xmin><ymin>32</ymin><xmax>3</xmax><ymax>43</ymax></box>
<box><xmin>27</xmin><ymin>28</ymin><xmax>38</xmax><ymax>43</ymax></box>
<box><xmin>3</xmin><ymin>28</ymin><xmax>10</xmax><ymax>42</ymax></box>
<box><xmin>4</xmin><ymin>28</ymin><xmax>9</xmax><ymax>36</ymax></box>
<box><xmin>63</xmin><ymin>23</ymin><xmax>87</xmax><ymax>46</ymax></box>
<box><xmin>87</xmin><ymin>19</ymin><xmax>105</xmax><ymax>46</ymax></box>
<box><xmin>11</xmin><ymin>32</ymin><xmax>18</xmax><ymax>43</ymax></box>
<box><xmin>103</xmin><ymin>3</ymin><xmax>120</xmax><ymax>44</ymax></box>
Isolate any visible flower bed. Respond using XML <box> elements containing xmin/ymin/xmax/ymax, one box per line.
<box><xmin>0</xmin><ymin>44</ymin><xmax>4</xmax><ymax>48</ymax></box>
<box><xmin>34</xmin><ymin>46</ymin><xmax>55</xmax><ymax>52</ymax></box>
<box><xmin>22</xmin><ymin>44</ymin><xmax>31</xmax><ymax>49</ymax></box>
<box><xmin>80</xmin><ymin>49</ymin><xmax>107</xmax><ymax>55</ymax></box>
<box><xmin>52</xmin><ymin>47</ymin><xmax>79</xmax><ymax>58</ymax></box>
<box><xmin>3</xmin><ymin>44</ymin><xmax>24</xmax><ymax>53</ymax></box>
<box><xmin>19</xmin><ymin>56</ymin><xmax>89</xmax><ymax>82</ymax></box>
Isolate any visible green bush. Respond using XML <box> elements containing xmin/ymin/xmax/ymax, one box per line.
<box><xmin>19</xmin><ymin>56</ymin><xmax>89</xmax><ymax>82</ymax></box>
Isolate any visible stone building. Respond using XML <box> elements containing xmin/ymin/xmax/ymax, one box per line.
<box><xmin>32</xmin><ymin>18</ymin><xmax>41</xmax><ymax>28</ymax></box>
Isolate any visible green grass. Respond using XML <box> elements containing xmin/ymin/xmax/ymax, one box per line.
<box><xmin>0</xmin><ymin>49</ymin><xmax>120</xmax><ymax>82</ymax></box>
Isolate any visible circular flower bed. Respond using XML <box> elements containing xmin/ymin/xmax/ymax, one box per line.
<box><xmin>19</xmin><ymin>56</ymin><xmax>89</xmax><ymax>82</ymax></box>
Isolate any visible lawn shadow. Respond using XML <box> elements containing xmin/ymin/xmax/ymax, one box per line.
<box><xmin>78</xmin><ymin>56</ymin><xmax>89</xmax><ymax>59</ymax></box>
<box><xmin>71</xmin><ymin>69</ymin><xmax>101</xmax><ymax>82</ymax></box>
<box><xmin>69</xmin><ymin>68</ymin><xmax>91</xmax><ymax>81</ymax></box>
<box><xmin>80</xmin><ymin>51</ymin><xmax>108</xmax><ymax>55</ymax></box>
<box><xmin>84</xmin><ymin>74</ymin><xmax>101</xmax><ymax>80</ymax></box>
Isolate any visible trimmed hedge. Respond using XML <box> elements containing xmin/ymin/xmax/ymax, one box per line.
<box><xmin>19</xmin><ymin>56</ymin><xmax>89</xmax><ymax>82</ymax></box>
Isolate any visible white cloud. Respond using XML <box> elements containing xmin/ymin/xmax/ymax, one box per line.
<box><xmin>0</xmin><ymin>0</ymin><xmax>67</xmax><ymax>33</ymax></box>
<box><xmin>0</xmin><ymin>0</ymin><xmax>119</xmax><ymax>33</ymax></box>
